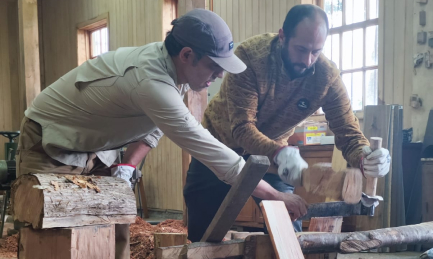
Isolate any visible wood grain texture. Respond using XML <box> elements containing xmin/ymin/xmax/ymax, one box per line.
<box><xmin>260</xmin><ymin>200</ymin><xmax>304</xmax><ymax>259</ymax></box>
<box><xmin>19</xmin><ymin>225</ymin><xmax>115</xmax><ymax>259</ymax></box>
<box><xmin>306</xmin><ymin>216</ymin><xmax>342</xmax><ymax>259</ymax></box>
<box><xmin>211</xmin><ymin>0</ymin><xmax>296</xmax><ymax>43</ymax></box>
<box><xmin>154</xmin><ymin>233</ymin><xmax>187</xmax><ymax>250</ymax></box>
<box><xmin>201</xmin><ymin>155</ymin><xmax>270</xmax><ymax>242</ymax></box>
<box><xmin>342</xmin><ymin>168</ymin><xmax>362</xmax><ymax>204</ymax></box>
<box><xmin>11</xmin><ymin>174</ymin><xmax>136</xmax><ymax>229</ymax></box>
<box><xmin>156</xmin><ymin>239</ymin><xmax>245</xmax><ymax>259</ymax></box>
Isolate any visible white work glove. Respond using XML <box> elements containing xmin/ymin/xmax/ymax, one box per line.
<box><xmin>273</xmin><ymin>146</ymin><xmax>308</xmax><ymax>187</ymax></box>
<box><xmin>361</xmin><ymin>146</ymin><xmax>391</xmax><ymax>178</ymax></box>
<box><xmin>110</xmin><ymin>164</ymin><xmax>135</xmax><ymax>188</ymax></box>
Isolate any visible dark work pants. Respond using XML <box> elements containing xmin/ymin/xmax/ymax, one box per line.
<box><xmin>183</xmin><ymin>156</ymin><xmax>302</xmax><ymax>242</ymax></box>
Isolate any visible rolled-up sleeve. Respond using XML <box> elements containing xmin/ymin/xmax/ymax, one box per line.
<box><xmin>142</xmin><ymin>128</ymin><xmax>164</xmax><ymax>148</ymax></box>
<box><xmin>131</xmin><ymin>79</ymin><xmax>245</xmax><ymax>185</ymax></box>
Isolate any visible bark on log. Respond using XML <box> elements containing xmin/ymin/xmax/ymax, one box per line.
<box><xmin>298</xmin><ymin>222</ymin><xmax>433</xmax><ymax>254</ymax></box>
<box><xmin>11</xmin><ymin>173</ymin><xmax>136</xmax><ymax>229</ymax></box>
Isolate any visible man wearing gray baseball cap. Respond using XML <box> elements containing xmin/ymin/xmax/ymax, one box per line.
<box><xmin>18</xmin><ymin>8</ymin><xmax>256</xmax><ymax>259</ymax></box>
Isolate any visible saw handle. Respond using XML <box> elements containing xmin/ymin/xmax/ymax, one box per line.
<box><xmin>365</xmin><ymin>137</ymin><xmax>382</xmax><ymax>196</ymax></box>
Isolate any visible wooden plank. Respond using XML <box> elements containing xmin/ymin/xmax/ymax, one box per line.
<box><xmin>19</xmin><ymin>225</ymin><xmax>115</xmax><ymax>259</ymax></box>
<box><xmin>156</xmin><ymin>239</ymin><xmax>245</xmax><ymax>259</ymax></box>
<box><xmin>154</xmin><ymin>233</ymin><xmax>187</xmax><ymax>250</ymax></box>
<box><xmin>260</xmin><ymin>200</ymin><xmax>304</xmax><ymax>259</ymax></box>
<box><xmin>18</xmin><ymin>0</ymin><xmax>41</xmax><ymax>108</ymax></box>
<box><xmin>201</xmin><ymin>156</ymin><xmax>270</xmax><ymax>242</ymax></box>
<box><xmin>331</xmin><ymin>145</ymin><xmax>348</xmax><ymax>173</ymax></box>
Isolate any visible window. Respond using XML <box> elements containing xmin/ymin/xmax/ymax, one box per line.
<box><xmin>77</xmin><ymin>14</ymin><xmax>109</xmax><ymax>65</ymax></box>
<box><xmin>322</xmin><ymin>0</ymin><xmax>379</xmax><ymax>111</ymax></box>
<box><xmin>89</xmin><ymin>26</ymin><xmax>109</xmax><ymax>59</ymax></box>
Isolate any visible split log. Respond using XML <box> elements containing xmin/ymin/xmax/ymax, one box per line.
<box><xmin>11</xmin><ymin>173</ymin><xmax>136</xmax><ymax>229</ymax></box>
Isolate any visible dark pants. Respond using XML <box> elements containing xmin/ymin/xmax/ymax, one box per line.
<box><xmin>183</xmin><ymin>156</ymin><xmax>302</xmax><ymax>242</ymax></box>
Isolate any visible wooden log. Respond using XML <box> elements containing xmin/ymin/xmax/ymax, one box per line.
<box><xmin>155</xmin><ymin>222</ymin><xmax>433</xmax><ymax>258</ymax></box>
<box><xmin>18</xmin><ymin>224</ymin><xmax>115</xmax><ymax>259</ymax></box>
<box><xmin>200</xmin><ymin>155</ymin><xmax>270</xmax><ymax>242</ymax></box>
<box><xmin>11</xmin><ymin>174</ymin><xmax>136</xmax><ymax>229</ymax></box>
<box><xmin>154</xmin><ymin>233</ymin><xmax>187</xmax><ymax>250</ymax></box>
<box><xmin>260</xmin><ymin>200</ymin><xmax>304</xmax><ymax>259</ymax></box>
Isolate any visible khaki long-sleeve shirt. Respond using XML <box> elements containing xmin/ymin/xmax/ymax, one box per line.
<box><xmin>203</xmin><ymin>34</ymin><xmax>369</xmax><ymax>168</ymax></box>
<box><xmin>26</xmin><ymin>42</ymin><xmax>245</xmax><ymax>185</ymax></box>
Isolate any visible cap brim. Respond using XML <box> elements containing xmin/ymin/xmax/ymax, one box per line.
<box><xmin>209</xmin><ymin>54</ymin><xmax>247</xmax><ymax>74</ymax></box>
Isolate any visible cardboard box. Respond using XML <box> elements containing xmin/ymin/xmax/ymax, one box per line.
<box><xmin>288</xmin><ymin>122</ymin><xmax>328</xmax><ymax>146</ymax></box>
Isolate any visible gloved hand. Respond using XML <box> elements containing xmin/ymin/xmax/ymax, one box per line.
<box><xmin>361</xmin><ymin>146</ymin><xmax>391</xmax><ymax>178</ymax></box>
<box><xmin>110</xmin><ymin>164</ymin><xmax>135</xmax><ymax>188</ymax></box>
<box><xmin>273</xmin><ymin>146</ymin><xmax>308</xmax><ymax>187</ymax></box>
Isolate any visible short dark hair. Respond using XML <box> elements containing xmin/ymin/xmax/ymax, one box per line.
<box><xmin>282</xmin><ymin>4</ymin><xmax>329</xmax><ymax>39</ymax></box>
<box><xmin>164</xmin><ymin>20</ymin><xmax>205</xmax><ymax>61</ymax></box>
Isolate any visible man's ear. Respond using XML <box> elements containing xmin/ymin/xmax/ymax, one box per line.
<box><xmin>179</xmin><ymin>47</ymin><xmax>193</xmax><ymax>64</ymax></box>
<box><xmin>278</xmin><ymin>28</ymin><xmax>285</xmax><ymax>44</ymax></box>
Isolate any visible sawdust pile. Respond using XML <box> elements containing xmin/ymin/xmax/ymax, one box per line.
<box><xmin>0</xmin><ymin>233</ymin><xmax>18</xmax><ymax>258</ymax></box>
<box><xmin>130</xmin><ymin>217</ymin><xmax>188</xmax><ymax>259</ymax></box>
<box><xmin>0</xmin><ymin>217</ymin><xmax>188</xmax><ymax>259</ymax></box>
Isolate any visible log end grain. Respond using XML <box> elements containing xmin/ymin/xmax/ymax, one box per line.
<box><xmin>342</xmin><ymin>168</ymin><xmax>363</xmax><ymax>204</ymax></box>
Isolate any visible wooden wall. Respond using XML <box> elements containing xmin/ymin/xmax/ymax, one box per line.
<box><xmin>0</xmin><ymin>0</ymin><xmax>22</xmax><ymax>160</ymax></box>
<box><xmin>40</xmin><ymin>0</ymin><xmax>166</xmax><ymax>87</ymax></box>
<box><xmin>212</xmin><ymin>0</ymin><xmax>315</xmax><ymax>43</ymax></box>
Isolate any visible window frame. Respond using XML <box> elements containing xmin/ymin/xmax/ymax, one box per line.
<box><xmin>325</xmin><ymin>0</ymin><xmax>379</xmax><ymax>113</ymax></box>
<box><xmin>77</xmin><ymin>13</ymin><xmax>109</xmax><ymax>65</ymax></box>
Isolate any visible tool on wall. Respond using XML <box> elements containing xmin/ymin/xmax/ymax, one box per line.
<box><xmin>420</xmin><ymin>10</ymin><xmax>427</xmax><ymax>26</ymax></box>
<box><xmin>418</xmin><ymin>31</ymin><xmax>427</xmax><ymax>44</ymax></box>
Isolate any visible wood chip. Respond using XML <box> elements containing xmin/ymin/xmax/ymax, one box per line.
<box><xmin>64</xmin><ymin>175</ymin><xmax>101</xmax><ymax>193</ymax></box>
<box><xmin>50</xmin><ymin>181</ymin><xmax>59</xmax><ymax>191</ymax></box>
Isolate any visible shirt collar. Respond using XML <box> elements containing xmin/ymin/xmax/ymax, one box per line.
<box><xmin>162</xmin><ymin>43</ymin><xmax>178</xmax><ymax>85</ymax></box>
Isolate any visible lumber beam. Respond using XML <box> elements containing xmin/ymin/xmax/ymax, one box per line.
<box><xmin>19</xmin><ymin>225</ymin><xmax>115</xmax><ymax>259</ymax></box>
<box><xmin>200</xmin><ymin>155</ymin><xmax>270</xmax><ymax>242</ymax></box>
<box><xmin>11</xmin><ymin>174</ymin><xmax>136</xmax><ymax>229</ymax></box>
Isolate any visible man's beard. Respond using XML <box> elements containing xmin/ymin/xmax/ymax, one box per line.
<box><xmin>281</xmin><ymin>45</ymin><xmax>314</xmax><ymax>79</ymax></box>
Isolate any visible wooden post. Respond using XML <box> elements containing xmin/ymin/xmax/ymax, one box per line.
<box><xmin>200</xmin><ymin>156</ymin><xmax>269</xmax><ymax>242</ymax></box>
<box><xmin>18</xmin><ymin>0</ymin><xmax>41</xmax><ymax>109</ymax></box>
<box><xmin>19</xmin><ymin>225</ymin><xmax>115</xmax><ymax>259</ymax></box>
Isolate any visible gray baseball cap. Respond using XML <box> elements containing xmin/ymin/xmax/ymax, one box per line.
<box><xmin>171</xmin><ymin>9</ymin><xmax>247</xmax><ymax>74</ymax></box>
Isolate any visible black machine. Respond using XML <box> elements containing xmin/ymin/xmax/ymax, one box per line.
<box><xmin>0</xmin><ymin>131</ymin><xmax>20</xmax><ymax>238</ymax></box>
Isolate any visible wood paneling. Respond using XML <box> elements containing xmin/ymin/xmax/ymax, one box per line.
<box><xmin>41</xmin><ymin>0</ymin><xmax>165</xmax><ymax>88</ymax></box>
<box><xmin>0</xmin><ymin>1</ymin><xmax>21</xmax><ymax>160</ymax></box>
<box><xmin>213</xmin><ymin>0</ymin><xmax>302</xmax><ymax>43</ymax></box>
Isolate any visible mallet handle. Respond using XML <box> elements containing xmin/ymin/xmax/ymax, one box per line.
<box><xmin>365</xmin><ymin>137</ymin><xmax>382</xmax><ymax>196</ymax></box>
